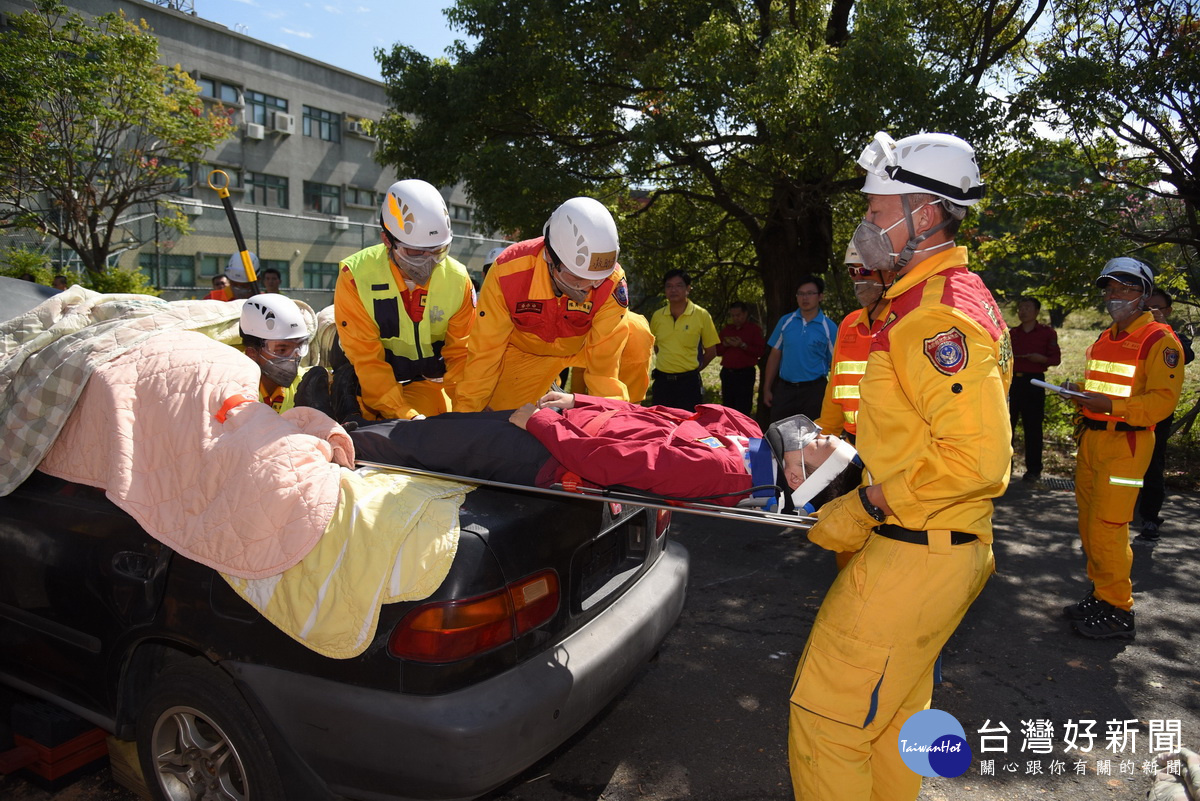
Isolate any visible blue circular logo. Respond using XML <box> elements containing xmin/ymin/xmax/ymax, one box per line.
<box><xmin>897</xmin><ymin>709</ymin><xmax>972</xmax><ymax>778</ymax></box>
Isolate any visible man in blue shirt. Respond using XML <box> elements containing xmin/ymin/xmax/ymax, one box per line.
<box><xmin>763</xmin><ymin>274</ymin><xmax>837</xmax><ymax>423</ymax></box>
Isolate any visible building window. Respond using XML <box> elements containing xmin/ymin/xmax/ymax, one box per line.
<box><xmin>196</xmin><ymin>77</ymin><xmax>241</xmax><ymax>105</ymax></box>
<box><xmin>451</xmin><ymin>204</ymin><xmax>472</xmax><ymax>221</ymax></box>
<box><xmin>245</xmin><ymin>172</ymin><xmax>289</xmax><ymax>209</ymax></box>
<box><xmin>302</xmin><ymin>105</ymin><xmax>342</xmax><ymax>143</ymax></box>
<box><xmin>345</xmin><ymin>186</ymin><xmax>376</xmax><ymax>208</ymax></box>
<box><xmin>303</xmin><ymin>181</ymin><xmax>341</xmax><ymax>215</ymax></box>
<box><xmin>303</xmin><ymin>261</ymin><xmax>340</xmax><ymax>289</ymax></box>
<box><xmin>139</xmin><ymin>254</ymin><xmax>195</xmax><ymax>287</ymax></box>
<box><xmin>200</xmin><ymin>254</ymin><xmax>225</xmax><ymax>277</ymax></box>
<box><xmin>245</xmin><ymin>90</ymin><xmax>288</xmax><ymax>126</ymax></box>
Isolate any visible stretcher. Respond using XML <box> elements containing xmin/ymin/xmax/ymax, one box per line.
<box><xmin>356</xmin><ymin>460</ymin><xmax>817</xmax><ymax>531</ymax></box>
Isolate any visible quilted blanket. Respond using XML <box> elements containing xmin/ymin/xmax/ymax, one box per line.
<box><xmin>222</xmin><ymin>466</ymin><xmax>464</xmax><ymax>658</ymax></box>
<box><xmin>37</xmin><ymin>330</ymin><xmax>349</xmax><ymax>578</ymax></box>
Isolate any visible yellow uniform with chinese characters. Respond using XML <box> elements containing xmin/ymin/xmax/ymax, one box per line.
<box><xmin>455</xmin><ymin>237</ymin><xmax>630</xmax><ymax>412</ymax></box>
<box><xmin>1075</xmin><ymin>312</ymin><xmax>1183</xmax><ymax>611</ymax></box>
<box><xmin>789</xmin><ymin>247</ymin><xmax>1012</xmax><ymax>801</ymax></box>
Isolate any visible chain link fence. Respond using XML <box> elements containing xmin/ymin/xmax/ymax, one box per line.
<box><xmin>5</xmin><ymin>198</ymin><xmax>509</xmax><ymax>311</ymax></box>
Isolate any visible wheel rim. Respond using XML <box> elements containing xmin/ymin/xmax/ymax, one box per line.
<box><xmin>150</xmin><ymin>704</ymin><xmax>250</xmax><ymax>801</ymax></box>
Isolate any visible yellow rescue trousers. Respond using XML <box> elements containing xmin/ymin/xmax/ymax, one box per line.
<box><xmin>1074</xmin><ymin>428</ymin><xmax>1153</xmax><ymax>611</ymax></box>
<box><xmin>485</xmin><ymin>344</ymin><xmax>573</xmax><ymax>410</ymax></box>
<box><xmin>789</xmin><ymin>533</ymin><xmax>994</xmax><ymax>801</ymax></box>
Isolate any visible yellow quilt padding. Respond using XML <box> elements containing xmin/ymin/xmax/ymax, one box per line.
<box><xmin>222</xmin><ymin>466</ymin><xmax>470</xmax><ymax>659</ymax></box>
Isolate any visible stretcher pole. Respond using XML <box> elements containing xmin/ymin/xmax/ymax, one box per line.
<box><xmin>206</xmin><ymin>169</ymin><xmax>261</xmax><ymax>295</ymax></box>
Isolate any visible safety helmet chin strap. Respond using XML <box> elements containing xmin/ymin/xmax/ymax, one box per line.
<box><xmin>893</xmin><ymin>195</ymin><xmax>954</xmax><ymax>271</ymax></box>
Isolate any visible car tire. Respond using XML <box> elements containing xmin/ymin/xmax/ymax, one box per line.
<box><xmin>136</xmin><ymin>659</ymin><xmax>286</xmax><ymax>801</ymax></box>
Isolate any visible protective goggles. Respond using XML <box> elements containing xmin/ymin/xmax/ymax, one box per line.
<box><xmin>857</xmin><ymin>131</ymin><xmax>900</xmax><ymax>177</ymax></box>
<box><xmin>259</xmin><ymin>339</ymin><xmax>309</xmax><ymax>359</ymax></box>
<box><xmin>847</xmin><ymin>266</ymin><xmax>875</xmax><ymax>278</ymax></box>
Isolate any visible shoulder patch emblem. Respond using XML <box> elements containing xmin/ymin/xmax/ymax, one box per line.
<box><xmin>923</xmin><ymin>327</ymin><xmax>969</xmax><ymax>376</ymax></box>
<box><xmin>614</xmin><ymin>279</ymin><xmax>630</xmax><ymax>308</ymax></box>
<box><xmin>515</xmin><ymin>300</ymin><xmax>543</xmax><ymax>314</ymax></box>
<box><xmin>1165</xmin><ymin>347</ymin><xmax>1180</xmax><ymax>368</ymax></box>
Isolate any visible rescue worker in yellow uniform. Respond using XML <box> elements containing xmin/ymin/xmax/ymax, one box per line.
<box><xmin>789</xmin><ymin>131</ymin><xmax>1011</xmax><ymax>801</ymax></box>
<box><xmin>815</xmin><ymin>243</ymin><xmax>891</xmax><ymax>443</ymax></box>
<box><xmin>814</xmin><ymin>242</ymin><xmax>893</xmax><ymax>571</ymax></box>
<box><xmin>1061</xmin><ymin>257</ymin><xmax>1183</xmax><ymax>640</ymax></box>
<box><xmin>333</xmin><ymin>179</ymin><xmax>475</xmax><ymax>420</ymax></box>
<box><xmin>569</xmin><ymin>310</ymin><xmax>655</xmax><ymax>403</ymax></box>
<box><xmin>240</xmin><ymin>294</ymin><xmax>330</xmax><ymax>414</ymax></box>
<box><xmin>455</xmin><ymin>197</ymin><xmax>630</xmax><ymax>412</ymax></box>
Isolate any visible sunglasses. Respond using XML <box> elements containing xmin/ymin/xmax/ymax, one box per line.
<box><xmin>847</xmin><ymin>266</ymin><xmax>874</xmax><ymax>278</ymax></box>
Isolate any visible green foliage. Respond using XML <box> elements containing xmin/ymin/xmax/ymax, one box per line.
<box><xmin>1</xmin><ymin>245</ymin><xmax>52</xmax><ymax>282</ymax></box>
<box><xmin>0</xmin><ymin>0</ymin><xmax>234</xmax><ymax>279</ymax></box>
<box><xmin>86</xmin><ymin>265</ymin><xmax>161</xmax><ymax>296</ymax></box>
<box><xmin>1013</xmin><ymin>0</ymin><xmax>1200</xmax><ymax>297</ymax></box>
<box><xmin>375</xmin><ymin>0</ymin><xmax>1045</xmax><ymax>323</ymax></box>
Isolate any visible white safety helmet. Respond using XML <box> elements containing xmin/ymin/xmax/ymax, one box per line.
<box><xmin>226</xmin><ymin>252</ymin><xmax>260</xmax><ymax>283</ymax></box>
<box><xmin>240</xmin><ymin>293</ymin><xmax>310</xmax><ymax>341</ymax></box>
<box><xmin>858</xmin><ymin>131</ymin><xmax>984</xmax><ymax>216</ymax></box>
<box><xmin>380</xmin><ymin>179</ymin><xmax>453</xmax><ymax>249</ymax></box>
<box><xmin>484</xmin><ymin>245</ymin><xmax>506</xmax><ymax>265</ymax></box>
<box><xmin>1095</xmin><ymin>257</ymin><xmax>1154</xmax><ymax>293</ymax></box>
<box><xmin>844</xmin><ymin>242</ymin><xmax>864</xmax><ymax>265</ymax></box>
<box><xmin>543</xmin><ymin>197</ymin><xmax>620</xmax><ymax>280</ymax></box>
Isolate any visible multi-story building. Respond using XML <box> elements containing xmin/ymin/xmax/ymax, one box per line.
<box><xmin>0</xmin><ymin>0</ymin><xmax>504</xmax><ymax>304</ymax></box>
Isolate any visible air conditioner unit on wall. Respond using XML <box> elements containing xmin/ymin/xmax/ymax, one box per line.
<box><xmin>345</xmin><ymin>119</ymin><xmax>370</xmax><ymax>137</ymax></box>
<box><xmin>245</xmin><ymin>122</ymin><xmax>265</xmax><ymax>140</ymax></box>
<box><xmin>332</xmin><ymin>215</ymin><xmax>350</xmax><ymax>231</ymax></box>
<box><xmin>272</xmin><ymin>112</ymin><xmax>296</xmax><ymax>135</ymax></box>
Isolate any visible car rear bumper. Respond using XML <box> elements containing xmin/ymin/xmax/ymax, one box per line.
<box><xmin>227</xmin><ymin>540</ymin><xmax>689</xmax><ymax>801</ymax></box>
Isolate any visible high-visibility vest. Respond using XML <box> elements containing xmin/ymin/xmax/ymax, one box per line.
<box><xmin>1082</xmin><ymin>319</ymin><xmax>1173</xmax><ymax>423</ymax></box>
<box><xmin>342</xmin><ymin>244</ymin><xmax>470</xmax><ymax>382</ymax></box>
<box><xmin>827</xmin><ymin>310</ymin><xmax>882</xmax><ymax>435</ymax></box>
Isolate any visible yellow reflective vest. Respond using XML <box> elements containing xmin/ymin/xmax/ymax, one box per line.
<box><xmin>341</xmin><ymin>244</ymin><xmax>471</xmax><ymax>382</ymax></box>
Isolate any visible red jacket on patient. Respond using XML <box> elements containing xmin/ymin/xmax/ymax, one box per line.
<box><xmin>525</xmin><ymin>395</ymin><xmax>763</xmax><ymax>505</ymax></box>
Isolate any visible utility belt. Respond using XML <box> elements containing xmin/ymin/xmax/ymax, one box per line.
<box><xmin>653</xmin><ymin>369</ymin><xmax>700</xmax><ymax>381</ymax></box>
<box><xmin>875</xmin><ymin>523</ymin><xmax>977</xmax><ymax>546</ymax></box>
<box><xmin>1079</xmin><ymin>417</ymin><xmax>1147</xmax><ymax>432</ymax></box>
<box><xmin>778</xmin><ymin>376</ymin><xmax>825</xmax><ymax>387</ymax></box>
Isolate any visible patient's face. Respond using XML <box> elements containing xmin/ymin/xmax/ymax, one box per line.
<box><xmin>782</xmin><ymin>435</ymin><xmax>842</xmax><ymax>490</ymax></box>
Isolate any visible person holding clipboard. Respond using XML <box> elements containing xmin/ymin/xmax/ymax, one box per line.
<box><xmin>1059</xmin><ymin>258</ymin><xmax>1184</xmax><ymax>640</ymax></box>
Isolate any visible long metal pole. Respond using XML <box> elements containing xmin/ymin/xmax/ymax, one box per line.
<box><xmin>206</xmin><ymin>169</ymin><xmax>261</xmax><ymax>295</ymax></box>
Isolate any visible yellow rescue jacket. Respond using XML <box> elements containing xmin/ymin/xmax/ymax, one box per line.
<box><xmin>341</xmin><ymin>244</ymin><xmax>471</xmax><ymax>382</ymax></box>
<box><xmin>1082</xmin><ymin>313</ymin><xmax>1184</xmax><ymax>427</ymax></box>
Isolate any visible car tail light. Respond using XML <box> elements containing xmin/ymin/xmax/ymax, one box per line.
<box><xmin>388</xmin><ymin>570</ymin><xmax>560</xmax><ymax>662</ymax></box>
<box><xmin>655</xmin><ymin>509</ymin><xmax>672</xmax><ymax>539</ymax></box>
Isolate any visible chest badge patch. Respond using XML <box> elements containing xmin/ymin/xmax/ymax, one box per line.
<box><xmin>697</xmin><ymin>436</ymin><xmax>723</xmax><ymax>449</ymax></box>
<box><xmin>1165</xmin><ymin>347</ymin><xmax>1180</xmax><ymax>368</ymax></box>
<box><xmin>516</xmin><ymin>300</ymin><xmax>544</xmax><ymax>314</ymax></box>
<box><xmin>566</xmin><ymin>299</ymin><xmax>594</xmax><ymax>314</ymax></box>
<box><xmin>924</xmin><ymin>327</ymin><xmax>969</xmax><ymax>375</ymax></box>
<box><xmin>614</xmin><ymin>279</ymin><xmax>630</xmax><ymax>308</ymax></box>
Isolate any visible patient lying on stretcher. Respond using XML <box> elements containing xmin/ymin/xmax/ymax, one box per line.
<box><xmin>349</xmin><ymin>391</ymin><xmax>861</xmax><ymax>513</ymax></box>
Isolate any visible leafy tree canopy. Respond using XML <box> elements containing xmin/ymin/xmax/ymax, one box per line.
<box><xmin>0</xmin><ymin>0</ymin><xmax>234</xmax><ymax>278</ymax></box>
<box><xmin>375</xmin><ymin>0</ymin><xmax>1046</xmax><ymax>322</ymax></box>
<box><xmin>1014</xmin><ymin>0</ymin><xmax>1200</xmax><ymax>298</ymax></box>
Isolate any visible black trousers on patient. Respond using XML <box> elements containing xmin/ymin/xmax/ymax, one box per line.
<box><xmin>349</xmin><ymin>410</ymin><xmax>551</xmax><ymax>486</ymax></box>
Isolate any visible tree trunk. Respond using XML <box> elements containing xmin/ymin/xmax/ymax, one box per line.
<box><xmin>756</xmin><ymin>181</ymin><xmax>833</xmax><ymax>329</ymax></box>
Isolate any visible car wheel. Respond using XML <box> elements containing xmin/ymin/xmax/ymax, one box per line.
<box><xmin>137</xmin><ymin>660</ymin><xmax>285</xmax><ymax>801</ymax></box>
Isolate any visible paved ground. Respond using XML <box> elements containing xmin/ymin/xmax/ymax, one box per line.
<box><xmin>3</xmin><ymin>473</ymin><xmax>1198</xmax><ymax>800</ymax></box>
